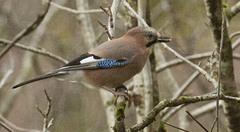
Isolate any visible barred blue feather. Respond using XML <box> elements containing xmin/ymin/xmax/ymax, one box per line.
<box><xmin>97</xmin><ymin>59</ymin><xmax>131</xmax><ymax>68</ymax></box>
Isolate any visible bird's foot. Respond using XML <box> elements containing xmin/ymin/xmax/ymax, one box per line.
<box><xmin>114</xmin><ymin>85</ymin><xmax>129</xmax><ymax>106</ymax></box>
<box><xmin>101</xmin><ymin>85</ymin><xmax>129</xmax><ymax>106</ymax></box>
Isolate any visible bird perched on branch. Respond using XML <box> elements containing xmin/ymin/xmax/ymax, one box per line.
<box><xmin>13</xmin><ymin>27</ymin><xmax>171</xmax><ymax>95</ymax></box>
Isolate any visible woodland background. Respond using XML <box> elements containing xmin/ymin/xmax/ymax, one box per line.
<box><xmin>0</xmin><ymin>0</ymin><xmax>240</xmax><ymax>132</ymax></box>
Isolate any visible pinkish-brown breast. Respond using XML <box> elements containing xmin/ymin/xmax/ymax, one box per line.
<box><xmin>83</xmin><ymin>37</ymin><xmax>151</xmax><ymax>88</ymax></box>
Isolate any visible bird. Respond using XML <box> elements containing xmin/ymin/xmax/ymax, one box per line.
<box><xmin>12</xmin><ymin>26</ymin><xmax>171</xmax><ymax>95</ymax></box>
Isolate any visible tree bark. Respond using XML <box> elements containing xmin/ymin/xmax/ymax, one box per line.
<box><xmin>204</xmin><ymin>0</ymin><xmax>240</xmax><ymax>131</ymax></box>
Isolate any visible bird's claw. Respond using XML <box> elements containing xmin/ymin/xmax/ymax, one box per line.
<box><xmin>114</xmin><ymin>85</ymin><xmax>129</xmax><ymax>106</ymax></box>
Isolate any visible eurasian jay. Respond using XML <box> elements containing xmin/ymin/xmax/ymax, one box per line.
<box><xmin>13</xmin><ymin>27</ymin><xmax>171</xmax><ymax>94</ymax></box>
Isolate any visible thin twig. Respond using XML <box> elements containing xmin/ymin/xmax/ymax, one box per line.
<box><xmin>156</xmin><ymin>36</ymin><xmax>240</xmax><ymax>72</ymax></box>
<box><xmin>227</xmin><ymin>1</ymin><xmax>240</xmax><ymax>21</ymax></box>
<box><xmin>99</xmin><ymin>3</ymin><xmax>114</xmax><ymax>39</ymax></box>
<box><xmin>0</xmin><ymin>69</ymin><xmax>13</xmax><ymax>90</ymax></box>
<box><xmin>0</xmin><ymin>114</ymin><xmax>41</xmax><ymax>132</ymax></box>
<box><xmin>36</xmin><ymin>105</ymin><xmax>45</xmax><ymax>117</ymax></box>
<box><xmin>224</xmin><ymin>95</ymin><xmax>240</xmax><ymax>101</ymax></box>
<box><xmin>36</xmin><ymin>89</ymin><xmax>53</xmax><ymax>132</ymax></box>
<box><xmin>230</xmin><ymin>31</ymin><xmax>240</xmax><ymax>39</ymax></box>
<box><xmin>122</xmin><ymin>0</ymin><xmax>149</xmax><ymax>27</ymax></box>
<box><xmin>108</xmin><ymin>7</ymin><xmax>113</xmax><ymax>29</ymax></box>
<box><xmin>0</xmin><ymin>0</ymin><xmax>52</xmax><ymax>60</ymax></box>
<box><xmin>164</xmin><ymin>122</ymin><xmax>189</xmax><ymax>132</ymax></box>
<box><xmin>191</xmin><ymin>101</ymin><xmax>223</xmax><ymax>119</ymax></box>
<box><xmin>0</xmin><ymin>121</ymin><xmax>14</xmax><ymax>132</ymax></box>
<box><xmin>45</xmin><ymin>0</ymin><xmax>105</xmax><ymax>14</ymax></box>
<box><xmin>0</xmin><ymin>38</ymin><xmax>68</xmax><ymax>64</ymax></box>
<box><xmin>100</xmin><ymin>6</ymin><xmax>109</xmax><ymax>15</ymax></box>
<box><xmin>97</xmin><ymin>20</ymin><xmax>113</xmax><ymax>40</ymax></box>
<box><xmin>186</xmin><ymin>111</ymin><xmax>209</xmax><ymax>132</ymax></box>
<box><xmin>99</xmin><ymin>0</ymin><xmax>114</xmax><ymax>38</ymax></box>
<box><xmin>210</xmin><ymin>117</ymin><xmax>218</xmax><ymax>132</ymax></box>
<box><xmin>162</xmin><ymin>105</ymin><xmax>185</xmax><ymax>121</ymax></box>
<box><xmin>0</xmin><ymin>51</ymin><xmax>14</xmax><ymax>90</ymax></box>
<box><xmin>156</xmin><ymin>52</ymin><xmax>211</xmax><ymax>72</ymax></box>
<box><xmin>44</xmin><ymin>89</ymin><xmax>52</xmax><ymax>117</ymax></box>
<box><xmin>232</xmin><ymin>36</ymin><xmax>240</xmax><ymax>50</ymax></box>
<box><xmin>160</xmin><ymin>67</ymin><xmax>204</xmax><ymax>120</ymax></box>
<box><xmin>172</xmin><ymin>66</ymin><xmax>206</xmax><ymax>100</ymax></box>
<box><xmin>160</xmin><ymin>42</ymin><xmax>218</xmax><ymax>88</ymax></box>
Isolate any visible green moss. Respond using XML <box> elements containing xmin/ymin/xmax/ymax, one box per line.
<box><xmin>222</xmin><ymin>2</ymin><xmax>229</xmax><ymax>8</ymax></box>
<box><xmin>112</xmin><ymin>126</ymin><xmax>116</xmax><ymax>131</ymax></box>
<box><xmin>159</xmin><ymin>121</ymin><xmax>167</xmax><ymax>132</ymax></box>
<box><xmin>229</xmin><ymin>38</ymin><xmax>232</xmax><ymax>44</ymax></box>
<box><xmin>180</xmin><ymin>96</ymin><xmax>188</xmax><ymax>100</ymax></box>
<box><xmin>116</xmin><ymin>105</ymin><xmax>126</xmax><ymax>120</ymax></box>
<box><xmin>213</xmin><ymin>75</ymin><xmax>218</xmax><ymax>79</ymax></box>
<box><xmin>228</xmin><ymin>12</ymin><xmax>233</xmax><ymax>18</ymax></box>
<box><xmin>106</xmin><ymin>97</ymin><xmax>115</xmax><ymax>106</ymax></box>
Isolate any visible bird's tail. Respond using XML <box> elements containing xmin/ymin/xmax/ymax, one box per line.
<box><xmin>12</xmin><ymin>72</ymin><xmax>68</xmax><ymax>89</ymax></box>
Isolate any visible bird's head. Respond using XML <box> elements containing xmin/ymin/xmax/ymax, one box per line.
<box><xmin>124</xmin><ymin>27</ymin><xmax>171</xmax><ymax>48</ymax></box>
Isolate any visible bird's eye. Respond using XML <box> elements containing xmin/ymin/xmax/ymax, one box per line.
<box><xmin>146</xmin><ymin>32</ymin><xmax>154</xmax><ymax>40</ymax></box>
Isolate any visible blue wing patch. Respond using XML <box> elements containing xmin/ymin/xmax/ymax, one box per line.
<box><xmin>97</xmin><ymin>59</ymin><xmax>131</xmax><ymax>68</ymax></box>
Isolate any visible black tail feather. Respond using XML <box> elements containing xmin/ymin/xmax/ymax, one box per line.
<box><xmin>12</xmin><ymin>72</ymin><xmax>67</xmax><ymax>89</ymax></box>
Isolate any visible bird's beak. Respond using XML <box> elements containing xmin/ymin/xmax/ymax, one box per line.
<box><xmin>157</xmin><ymin>36</ymin><xmax>171</xmax><ymax>43</ymax></box>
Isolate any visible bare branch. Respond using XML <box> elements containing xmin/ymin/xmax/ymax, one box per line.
<box><xmin>173</xmin><ymin>67</ymin><xmax>206</xmax><ymax>100</ymax></box>
<box><xmin>36</xmin><ymin>89</ymin><xmax>53</xmax><ymax>132</ymax></box>
<box><xmin>157</xmin><ymin>36</ymin><xmax>240</xmax><ymax>72</ymax></box>
<box><xmin>0</xmin><ymin>0</ymin><xmax>52</xmax><ymax>60</ymax></box>
<box><xmin>45</xmin><ymin>0</ymin><xmax>106</xmax><ymax>14</ymax></box>
<box><xmin>114</xmin><ymin>86</ymin><xmax>127</xmax><ymax>132</ymax></box>
<box><xmin>0</xmin><ymin>54</ymin><xmax>14</xmax><ymax>90</ymax></box>
<box><xmin>127</xmin><ymin>94</ymin><xmax>240</xmax><ymax>132</ymax></box>
<box><xmin>160</xmin><ymin>67</ymin><xmax>204</xmax><ymax>121</ymax></box>
<box><xmin>0</xmin><ymin>69</ymin><xmax>13</xmax><ymax>90</ymax></box>
<box><xmin>122</xmin><ymin>0</ymin><xmax>149</xmax><ymax>27</ymax></box>
<box><xmin>0</xmin><ymin>114</ymin><xmax>41</xmax><ymax>132</ymax></box>
<box><xmin>162</xmin><ymin>105</ymin><xmax>185</xmax><ymax>121</ymax></box>
<box><xmin>230</xmin><ymin>31</ymin><xmax>240</xmax><ymax>39</ymax></box>
<box><xmin>156</xmin><ymin>52</ymin><xmax>211</xmax><ymax>72</ymax></box>
<box><xmin>210</xmin><ymin>117</ymin><xmax>218</xmax><ymax>132</ymax></box>
<box><xmin>227</xmin><ymin>1</ymin><xmax>240</xmax><ymax>21</ymax></box>
<box><xmin>186</xmin><ymin>111</ymin><xmax>209</xmax><ymax>132</ymax></box>
<box><xmin>0</xmin><ymin>121</ymin><xmax>14</xmax><ymax>132</ymax></box>
<box><xmin>97</xmin><ymin>20</ymin><xmax>113</xmax><ymax>40</ymax></box>
<box><xmin>164</xmin><ymin>122</ymin><xmax>189</xmax><ymax>132</ymax></box>
<box><xmin>160</xmin><ymin>43</ymin><xmax>218</xmax><ymax>88</ymax></box>
<box><xmin>0</xmin><ymin>38</ymin><xmax>68</xmax><ymax>64</ymax></box>
<box><xmin>232</xmin><ymin>35</ymin><xmax>240</xmax><ymax>50</ymax></box>
<box><xmin>100</xmin><ymin>5</ymin><xmax>110</xmax><ymax>15</ymax></box>
<box><xmin>191</xmin><ymin>101</ymin><xmax>223</xmax><ymax>119</ymax></box>
<box><xmin>108</xmin><ymin>0</ymin><xmax>121</xmax><ymax>38</ymax></box>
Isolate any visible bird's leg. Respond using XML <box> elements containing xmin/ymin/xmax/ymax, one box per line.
<box><xmin>114</xmin><ymin>84</ymin><xmax>129</xmax><ymax>105</ymax></box>
<box><xmin>102</xmin><ymin>85</ymin><xmax>129</xmax><ymax>105</ymax></box>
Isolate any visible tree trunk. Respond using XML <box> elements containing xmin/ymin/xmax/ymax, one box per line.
<box><xmin>204</xmin><ymin>0</ymin><xmax>240</xmax><ymax>131</ymax></box>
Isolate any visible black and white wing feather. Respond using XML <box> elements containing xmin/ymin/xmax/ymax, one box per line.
<box><xmin>13</xmin><ymin>53</ymin><xmax>130</xmax><ymax>89</ymax></box>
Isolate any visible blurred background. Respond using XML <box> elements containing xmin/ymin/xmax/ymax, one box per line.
<box><xmin>0</xmin><ymin>0</ymin><xmax>240</xmax><ymax>131</ymax></box>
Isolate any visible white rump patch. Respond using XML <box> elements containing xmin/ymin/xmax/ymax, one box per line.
<box><xmin>80</xmin><ymin>56</ymin><xmax>102</xmax><ymax>64</ymax></box>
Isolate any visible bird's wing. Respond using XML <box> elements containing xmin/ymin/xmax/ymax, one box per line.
<box><xmin>12</xmin><ymin>53</ymin><xmax>131</xmax><ymax>89</ymax></box>
<box><xmin>58</xmin><ymin>53</ymin><xmax>131</xmax><ymax>71</ymax></box>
